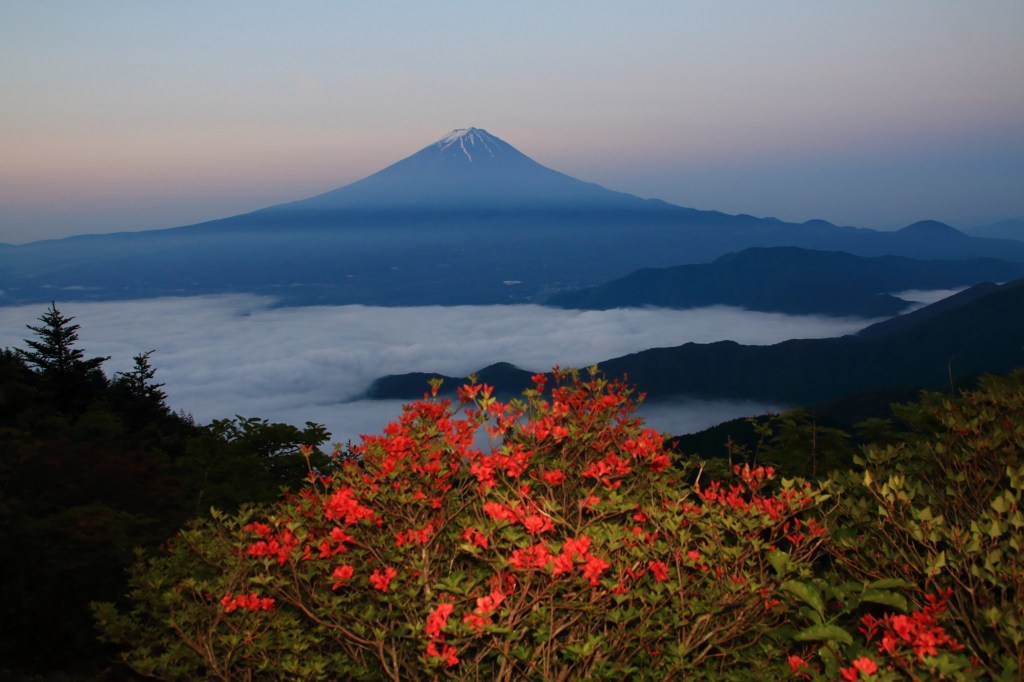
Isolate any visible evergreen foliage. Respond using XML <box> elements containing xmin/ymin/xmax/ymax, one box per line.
<box><xmin>15</xmin><ymin>302</ymin><xmax>111</xmax><ymax>414</ymax></box>
<box><xmin>17</xmin><ymin>302</ymin><xmax>108</xmax><ymax>377</ymax></box>
<box><xmin>114</xmin><ymin>350</ymin><xmax>167</xmax><ymax>404</ymax></box>
<box><xmin>0</xmin><ymin>304</ymin><xmax>332</xmax><ymax>679</ymax></box>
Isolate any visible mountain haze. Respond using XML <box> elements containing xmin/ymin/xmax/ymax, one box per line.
<box><xmin>966</xmin><ymin>219</ymin><xmax>1024</xmax><ymax>241</ymax></box>
<box><xmin>2</xmin><ymin>128</ymin><xmax>1024</xmax><ymax>307</ymax></box>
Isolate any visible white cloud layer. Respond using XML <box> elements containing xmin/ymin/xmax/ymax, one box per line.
<box><xmin>0</xmin><ymin>297</ymin><xmax>877</xmax><ymax>443</ymax></box>
<box><xmin>893</xmin><ymin>287</ymin><xmax>968</xmax><ymax>307</ymax></box>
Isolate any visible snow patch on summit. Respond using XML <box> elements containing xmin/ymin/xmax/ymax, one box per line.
<box><xmin>437</xmin><ymin>127</ymin><xmax>498</xmax><ymax>163</ymax></box>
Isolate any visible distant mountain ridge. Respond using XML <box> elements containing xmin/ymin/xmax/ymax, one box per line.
<box><xmin>547</xmin><ymin>247</ymin><xmax>1024</xmax><ymax>316</ymax></box>
<box><xmin>966</xmin><ymin>219</ymin><xmax>1024</xmax><ymax>241</ymax></box>
<box><xmin>367</xmin><ymin>279</ymin><xmax>1024</xmax><ymax>406</ymax></box>
<box><xmin>3</xmin><ymin>128</ymin><xmax>1024</xmax><ymax>307</ymax></box>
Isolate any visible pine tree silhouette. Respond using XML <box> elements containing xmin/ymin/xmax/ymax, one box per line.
<box><xmin>17</xmin><ymin>302</ymin><xmax>109</xmax><ymax>411</ymax></box>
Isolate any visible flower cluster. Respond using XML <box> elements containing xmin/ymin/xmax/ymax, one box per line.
<box><xmin>859</xmin><ymin>590</ymin><xmax>964</xmax><ymax>670</ymax></box>
<box><xmin>210</xmin><ymin>369</ymin><xmax>834</xmax><ymax>678</ymax></box>
<box><xmin>424</xmin><ymin>601</ymin><xmax>458</xmax><ymax>666</ymax></box>
<box><xmin>369</xmin><ymin>566</ymin><xmax>397</xmax><ymax>593</ymax></box>
<box><xmin>243</xmin><ymin>521</ymin><xmax>299</xmax><ymax>565</ymax></box>
<box><xmin>699</xmin><ymin>464</ymin><xmax>815</xmax><ymax>521</ymax></box>
<box><xmin>220</xmin><ymin>592</ymin><xmax>275</xmax><ymax>613</ymax></box>
<box><xmin>504</xmin><ymin>534</ymin><xmax>610</xmax><ymax>585</ymax></box>
<box><xmin>839</xmin><ymin>656</ymin><xmax>879</xmax><ymax>680</ymax></box>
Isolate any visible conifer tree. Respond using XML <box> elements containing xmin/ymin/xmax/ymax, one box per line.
<box><xmin>115</xmin><ymin>350</ymin><xmax>167</xmax><ymax>405</ymax></box>
<box><xmin>17</xmin><ymin>302</ymin><xmax>108</xmax><ymax>377</ymax></box>
<box><xmin>17</xmin><ymin>302</ymin><xmax>109</xmax><ymax>412</ymax></box>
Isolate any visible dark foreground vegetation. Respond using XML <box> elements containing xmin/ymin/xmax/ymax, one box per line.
<box><xmin>2</xmin><ymin>303</ymin><xmax>1023</xmax><ymax>679</ymax></box>
<box><xmin>0</xmin><ymin>304</ymin><xmax>331</xmax><ymax>679</ymax></box>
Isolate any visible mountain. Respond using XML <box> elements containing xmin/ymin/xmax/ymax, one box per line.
<box><xmin>368</xmin><ymin>362</ymin><xmax>537</xmax><ymax>401</ymax></box>
<box><xmin>592</xmin><ymin>279</ymin><xmax>1024</xmax><ymax>404</ymax></box>
<box><xmin>367</xmin><ymin>279</ymin><xmax>1024</xmax><ymax>405</ymax></box>
<box><xmin>294</xmin><ymin>127</ymin><xmax>654</xmax><ymax>210</ymax></box>
<box><xmin>853</xmin><ymin>281</ymin><xmax>1004</xmax><ymax>339</ymax></box>
<box><xmin>966</xmin><ymin>219</ymin><xmax>1024</xmax><ymax>241</ymax></box>
<box><xmin>546</xmin><ymin>247</ymin><xmax>1024</xmax><ymax>316</ymax></box>
<box><xmin>3</xmin><ymin>128</ymin><xmax>1024</xmax><ymax>307</ymax></box>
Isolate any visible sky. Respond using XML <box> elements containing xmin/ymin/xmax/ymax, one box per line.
<box><xmin>1</xmin><ymin>1</ymin><xmax>1023</xmax><ymax>244</ymax></box>
<box><xmin>0</xmin><ymin>296</ymin><xmax>893</xmax><ymax>443</ymax></box>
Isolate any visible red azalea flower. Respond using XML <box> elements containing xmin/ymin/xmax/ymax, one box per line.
<box><xmin>852</xmin><ymin>657</ymin><xmax>878</xmax><ymax>675</ymax></box>
<box><xmin>522</xmin><ymin>513</ymin><xmax>554</xmax><ymax>535</ymax></box>
<box><xmin>839</xmin><ymin>666</ymin><xmax>859</xmax><ymax>681</ymax></box>
<box><xmin>369</xmin><ymin>566</ymin><xmax>397</xmax><ymax>592</ymax></box>
<box><xmin>425</xmin><ymin>602</ymin><xmax>454</xmax><ymax>639</ymax></box>
<box><xmin>425</xmin><ymin>640</ymin><xmax>460</xmax><ymax>667</ymax></box>
<box><xmin>647</xmin><ymin>560</ymin><xmax>670</xmax><ymax>582</ymax></box>
<box><xmin>461</xmin><ymin>526</ymin><xmax>489</xmax><ymax>549</ymax></box>
<box><xmin>462</xmin><ymin>612</ymin><xmax>490</xmax><ymax>632</ymax></box>
<box><xmin>540</xmin><ymin>469</ymin><xmax>566</xmax><ymax>485</ymax></box>
<box><xmin>581</xmin><ymin>554</ymin><xmax>610</xmax><ymax>586</ymax></box>
<box><xmin>475</xmin><ymin>589</ymin><xmax>505</xmax><ymax>615</ymax></box>
<box><xmin>331</xmin><ymin>564</ymin><xmax>354</xmax><ymax>589</ymax></box>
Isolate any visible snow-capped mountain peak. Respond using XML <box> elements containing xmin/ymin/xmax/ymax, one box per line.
<box><xmin>298</xmin><ymin>126</ymin><xmax>650</xmax><ymax>209</ymax></box>
<box><xmin>436</xmin><ymin>127</ymin><xmax>498</xmax><ymax>162</ymax></box>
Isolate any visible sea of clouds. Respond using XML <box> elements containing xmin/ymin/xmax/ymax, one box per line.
<box><xmin>0</xmin><ymin>296</ymin><xmax>893</xmax><ymax>444</ymax></box>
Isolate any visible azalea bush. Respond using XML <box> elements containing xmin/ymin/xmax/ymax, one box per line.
<box><xmin>97</xmin><ymin>369</ymin><xmax>838</xmax><ymax>679</ymax></box>
<box><xmin>779</xmin><ymin>579</ymin><xmax>978</xmax><ymax>680</ymax></box>
<box><xmin>826</xmin><ymin>370</ymin><xmax>1024</xmax><ymax>679</ymax></box>
<box><xmin>95</xmin><ymin>367</ymin><xmax>1024</xmax><ymax>679</ymax></box>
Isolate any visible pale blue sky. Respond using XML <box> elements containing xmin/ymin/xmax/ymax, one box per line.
<box><xmin>1</xmin><ymin>1</ymin><xmax>1022</xmax><ymax>243</ymax></box>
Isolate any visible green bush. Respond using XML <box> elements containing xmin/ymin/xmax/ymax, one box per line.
<box><xmin>97</xmin><ymin>370</ymin><xmax>837</xmax><ymax>679</ymax></box>
<box><xmin>95</xmin><ymin>368</ymin><xmax>1024</xmax><ymax>680</ymax></box>
<box><xmin>828</xmin><ymin>370</ymin><xmax>1024</xmax><ymax>678</ymax></box>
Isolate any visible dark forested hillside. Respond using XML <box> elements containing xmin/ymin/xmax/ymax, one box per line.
<box><xmin>369</xmin><ymin>279</ymin><xmax>1024</xmax><ymax>405</ymax></box>
<box><xmin>546</xmin><ymin>247</ymin><xmax>1024</xmax><ymax>316</ymax></box>
<box><xmin>0</xmin><ymin>305</ymin><xmax>334</xmax><ymax>679</ymax></box>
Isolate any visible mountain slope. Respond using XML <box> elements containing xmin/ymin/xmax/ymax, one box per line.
<box><xmin>966</xmin><ymin>219</ymin><xmax>1024</xmax><ymax>241</ymax></box>
<box><xmin>294</xmin><ymin>127</ymin><xmax>655</xmax><ymax>210</ymax></box>
<box><xmin>368</xmin><ymin>279</ymin><xmax>1024</xmax><ymax>405</ymax></box>
<box><xmin>546</xmin><ymin>247</ymin><xmax>1024</xmax><ymax>316</ymax></box>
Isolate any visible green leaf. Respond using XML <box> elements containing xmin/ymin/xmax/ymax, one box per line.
<box><xmin>817</xmin><ymin>644</ymin><xmax>842</xmax><ymax>678</ymax></box>
<box><xmin>794</xmin><ymin>624</ymin><xmax>853</xmax><ymax>645</ymax></box>
<box><xmin>434</xmin><ymin>572</ymin><xmax>468</xmax><ymax>594</ymax></box>
<box><xmin>768</xmin><ymin>549</ymin><xmax>791</xmax><ymax>576</ymax></box>
<box><xmin>860</xmin><ymin>589</ymin><xmax>908</xmax><ymax>611</ymax></box>
<box><xmin>781</xmin><ymin>580</ymin><xmax>824</xmax><ymax>617</ymax></box>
